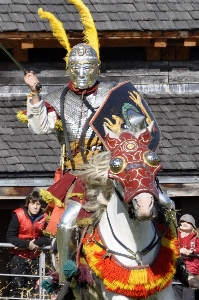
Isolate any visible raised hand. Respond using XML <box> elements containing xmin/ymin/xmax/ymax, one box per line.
<box><xmin>24</xmin><ymin>71</ymin><xmax>41</xmax><ymax>92</ymax></box>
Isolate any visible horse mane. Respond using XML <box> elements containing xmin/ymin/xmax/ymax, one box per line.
<box><xmin>77</xmin><ymin>151</ymin><xmax>114</xmax><ymax>213</ymax></box>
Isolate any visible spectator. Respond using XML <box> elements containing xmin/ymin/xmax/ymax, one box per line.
<box><xmin>173</xmin><ymin>214</ymin><xmax>199</xmax><ymax>300</ymax></box>
<box><xmin>6</xmin><ymin>190</ymin><xmax>51</xmax><ymax>298</ymax></box>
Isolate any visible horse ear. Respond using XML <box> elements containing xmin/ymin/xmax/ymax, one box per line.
<box><xmin>103</xmin><ymin>124</ymin><xmax>120</xmax><ymax>150</ymax></box>
<box><xmin>105</xmin><ymin>133</ymin><xmax>120</xmax><ymax>150</ymax></box>
<box><xmin>138</xmin><ymin>121</ymin><xmax>154</xmax><ymax>145</ymax></box>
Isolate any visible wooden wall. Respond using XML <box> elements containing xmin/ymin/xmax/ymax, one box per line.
<box><xmin>174</xmin><ymin>196</ymin><xmax>199</xmax><ymax>227</ymax></box>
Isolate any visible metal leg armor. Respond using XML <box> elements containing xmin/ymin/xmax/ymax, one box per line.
<box><xmin>57</xmin><ymin>200</ymin><xmax>81</xmax><ymax>283</ymax></box>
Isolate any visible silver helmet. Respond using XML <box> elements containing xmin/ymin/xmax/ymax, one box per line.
<box><xmin>67</xmin><ymin>43</ymin><xmax>100</xmax><ymax>89</ymax></box>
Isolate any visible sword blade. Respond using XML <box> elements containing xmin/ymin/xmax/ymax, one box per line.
<box><xmin>0</xmin><ymin>42</ymin><xmax>25</xmax><ymax>74</ymax></box>
<box><xmin>0</xmin><ymin>42</ymin><xmax>42</xmax><ymax>91</ymax></box>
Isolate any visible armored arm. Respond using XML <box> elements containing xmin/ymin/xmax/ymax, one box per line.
<box><xmin>27</xmin><ymin>98</ymin><xmax>57</xmax><ymax>134</ymax></box>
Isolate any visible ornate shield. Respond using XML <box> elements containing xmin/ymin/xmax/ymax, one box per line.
<box><xmin>90</xmin><ymin>81</ymin><xmax>160</xmax><ymax>151</ymax></box>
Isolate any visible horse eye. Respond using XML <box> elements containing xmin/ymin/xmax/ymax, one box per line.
<box><xmin>143</xmin><ymin>151</ymin><xmax>159</xmax><ymax>167</ymax></box>
<box><xmin>109</xmin><ymin>157</ymin><xmax>125</xmax><ymax>174</ymax></box>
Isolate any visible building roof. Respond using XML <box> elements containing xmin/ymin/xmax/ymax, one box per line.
<box><xmin>146</xmin><ymin>93</ymin><xmax>199</xmax><ymax>174</ymax></box>
<box><xmin>0</xmin><ymin>81</ymin><xmax>199</xmax><ymax>179</ymax></box>
<box><xmin>0</xmin><ymin>94</ymin><xmax>61</xmax><ymax>177</ymax></box>
<box><xmin>0</xmin><ymin>0</ymin><xmax>199</xmax><ymax>33</ymax></box>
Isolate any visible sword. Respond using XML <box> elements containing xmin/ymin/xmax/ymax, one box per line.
<box><xmin>0</xmin><ymin>42</ymin><xmax>42</xmax><ymax>91</ymax></box>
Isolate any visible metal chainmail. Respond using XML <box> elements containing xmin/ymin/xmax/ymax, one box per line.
<box><xmin>44</xmin><ymin>81</ymin><xmax>116</xmax><ymax>142</ymax></box>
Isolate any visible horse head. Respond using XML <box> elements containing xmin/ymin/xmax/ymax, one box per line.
<box><xmin>106</xmin><ymin>128</ymin><xmax>162</xmax><ymax>221</ymax></box>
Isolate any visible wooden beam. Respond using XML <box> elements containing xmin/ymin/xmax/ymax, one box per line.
<box><xmin>0</xmin><ymin>38</ymin><xmax>78</xmax><ymax>50</ymax></box>
<box><xmin>1</xmin><ymin>30</ymin><xmax>199</xmax><ymax>40</ymax></box>
<box><xmin>176</xmin><ymin>46</ymin><xmax>190</xmax><ymax>60</ymax></box>
<box><xmin>3</xmin><ymin>37</ymin><xmax>196</xmax><ymax>51</ymax></box>
<box><xmin>0</xmin><ymin>186</ymin><xmax>32</xmax><ymax>197</ymax></box>
<box><xmin>146</xmin><ymin>47</ymin><xmax>161</xmax><ymax>60</ymax></box>
<box><xmin>184</xmin><ymin>38</ymin><xmax>197</xmax><ymax>47</ymax></box>
<box><xmin>161</xmin><ymin>183</ymin><xmax>199</xmax><ymax>197</ymax></box>
<box><xmin>33</xmin><ymin>39</ymin><xmax>71</xmax><ymax>48</ymax></box>
<box><xmin>13</xmin><ymin>41</ymin><xmax>28</xmax><ymax>62</ymax></box>
<box><xmin>0</xmin><ymin>196</ymin><xmax>25</xmax><ymax>200</ymax></box>
<box><xmin>2</xmin><ymin>37</ymin><xmax>154</xmax><ymax>49</ymax></box>
<box><xmin>161</xmin><ymin>47</ymin><xmax>175</xmax><ymax>60</ymax></box>
<box><xmin>13</xmin><ymin>47</ymin><xmax>28</xmax><ymax>62</ymax></box>
<box><xmin>154</xmin><ymin>39</ymin><xmax>167</xmax><ymax>47</ymax></box>
<box><xmin>99</xmin><ymin>38</ymin><xmax>151</xmax><ymax>47</ymax></box>
<box><xmin>21</xmin><ymin>42</ymin><xmax>34</xmax><ymax>49</ymax></box>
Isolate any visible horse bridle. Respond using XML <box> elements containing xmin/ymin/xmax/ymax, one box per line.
<box><xmin>90</xmin><ymin>210</ymin><xmax>171</xmax><ymax>266</ymax></box>
<box><xmin>107</xmin><ymin>211</ymin><xmax>160</xmax><ymax>263</ymax></box>
<box><xmin>89</xmin><ymin>185</ymin><xmax>172</xmax><ymax>266</ymax></box>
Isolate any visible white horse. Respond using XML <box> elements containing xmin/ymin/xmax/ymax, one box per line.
<box><xmin>58</xmin><ymin>130</ymin><xmax>179</xmax><ymax>300</ymax></box>
<box><xmin>91</xmin><ymin>193</ymin><xmax>175</xmax><ymax>300</ymax></box>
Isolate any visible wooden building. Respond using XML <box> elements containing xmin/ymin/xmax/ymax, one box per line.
<box><xmin>1</xmin><ymin>0</ymin><xmax>199</xmax><ymax>62</ymax></box>
<box><xmin>0</xmin><ymin>0</ymin><xmax>199</xmax><ymax>296</ymax></box>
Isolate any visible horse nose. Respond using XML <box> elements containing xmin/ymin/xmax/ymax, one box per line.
<box><xmin>132</xmin><ymin>193</ymin><xmax>154</xmax><ymax>218</ymax></box>
<box><xmin>133</xmin><ymin>194</ymin><xmax>153</xmax><ymax>206</ymax></box>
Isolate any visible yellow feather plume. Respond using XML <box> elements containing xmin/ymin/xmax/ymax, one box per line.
<box><xmin>68</xmin><ymin>0</ymin><xmax>100</xmax><ymax>60</ymax></box>
<box><xmin>38</xmin><ymin>8</ymin><xmax>71</xmax><ymax>63</ymax></box>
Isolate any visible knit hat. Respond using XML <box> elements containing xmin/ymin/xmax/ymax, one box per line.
<box><xmin>179</xmin><ymin>214</ymin><xmax>196</xmax><ymax>229</ymax></box>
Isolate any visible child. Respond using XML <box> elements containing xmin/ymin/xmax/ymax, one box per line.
<box><xmin>173</xmin><ymin>214</ymin><xmax>199</xmax><ymax>300</ymax></box>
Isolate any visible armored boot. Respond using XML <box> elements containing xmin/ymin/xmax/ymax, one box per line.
<box><xmin>57</xmin><ymin>201</ymin><xmax>82</xmax><ymax>283</ymax></box>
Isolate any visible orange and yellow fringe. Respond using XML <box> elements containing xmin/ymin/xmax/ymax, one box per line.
<box><xmin>82</xmin><ymin>221</ymin><xmax>179</xmax><ymax>298</ymax></box>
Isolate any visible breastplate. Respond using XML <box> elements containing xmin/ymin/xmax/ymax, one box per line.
<box><xmin>44</xmin><ymin>82</ymin><xmax>116</xmax><ymax>141</ymax></box>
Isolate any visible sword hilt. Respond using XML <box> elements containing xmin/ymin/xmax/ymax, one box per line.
<box><xmin>35</xmin><ymin>81</ymin><xmax>42</xmax><ymax>91</ymax></box>
<box><xmin>24</xmin><ymin>69</ymin><xmax>42</xmax><ymax>92</ymax></box>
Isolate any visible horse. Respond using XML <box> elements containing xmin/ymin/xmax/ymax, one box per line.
<box><xmin>57</xmin><ymin>126</ymin><xmax>179</xmax><ymax>300</ymax></box>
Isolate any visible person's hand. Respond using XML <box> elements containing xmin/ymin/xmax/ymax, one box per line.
<box><xmin>14</xmin><ymin>247</ymin><xmax>25</xmax><ymax>250</ymax></box>
<box><xmin>28</xmin><ymin>239</ymin><xmax>39</xmax><ymax>251</ymax></box>
<box><xmin>24</xmin><ymin>71</ymin><xmax>39</xmax><ymax>92</ymax></box>
<box><xmin>180</xmin><ymin>247</ymin><xmax>193</xmax><ymax>256</ymax></box>
<box><xmin>50</xmin><ymin>293</ymin><xmax>57</xmax><ymax>300</ymax></box>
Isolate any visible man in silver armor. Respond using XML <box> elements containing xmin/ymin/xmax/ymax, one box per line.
<box><xmin>24</xmin><ymin>42</ymin><xmax>118</xmax><ymax>284</ymax></box>
<box><xmin>25</xmin><ymin>43</ymin><xmax>115</xmax><ymax>149</ymax></box>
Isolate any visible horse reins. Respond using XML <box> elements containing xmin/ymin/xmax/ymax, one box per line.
<box><xmin>89</xmin><ymin>208</ymin><xmax>171</xmax><ymax>266</ymax></box>
<box><xmin>106</xmin><ymin>211</ymin><xmax>157</xmax><ymax>260</ymax></box>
